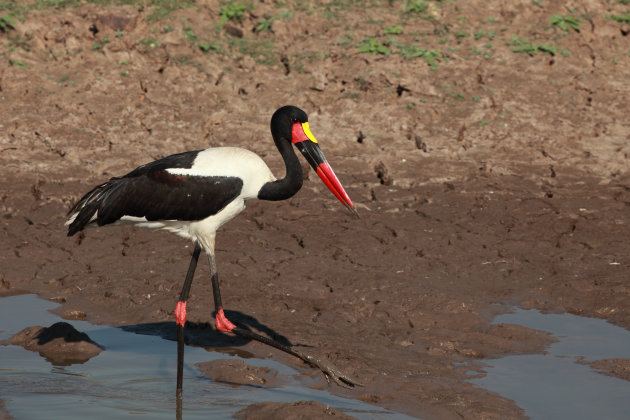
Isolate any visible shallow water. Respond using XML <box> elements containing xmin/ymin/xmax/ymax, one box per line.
<box><xmin>469</xmin><ymin>308</ymin><xmax>630</xmax><ymax>420</ymax></box>
<box><xmin>0</xmin><ymin>294</ymin><xmax>414</xmax><ymax>419</ymax></box>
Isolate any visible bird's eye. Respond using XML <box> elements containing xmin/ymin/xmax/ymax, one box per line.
<box><xmin>290</xmin><ymin>117</ymin><xmax>297</xmax><ymax>123</ymax></box>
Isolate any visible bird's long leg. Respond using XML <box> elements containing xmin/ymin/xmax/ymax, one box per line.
<box><xmin>206</xmin><ymin>252</ymin><xmax>361</xmax><ymax>388</ymax></box>
<box><xmin>175</xmin><ymin>243</ymin><xmax>202</xmax><ymax>400</ymax></box>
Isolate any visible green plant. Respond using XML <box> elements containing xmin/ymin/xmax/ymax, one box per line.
<box><xmin>473</xmin><ymin>29</ymin><xmax>496</xmax><ymax>40</ymax></box>
<box><xmin>34</xmin><ymin>0</ymin><xmax>80</xmax><ymax>9</ymax></box>
<box><xmin>255</xmin><ymin>17</ymin><xmax>274</xmax><ymax>33</ymax></box>
<box><xmin>175</xmin><ymin>55</ymin><xmax>191</xmax><ymax>65</ymax></box>
<box><xmin>405</xmin><ymin>0</ymin><xmax>427</xmax><ymax>14</ymax></box>
<box><xmin>365</xmin><ymin>18</ymin><xmax>384</xmax><ymax>26</ymax></box>
<box><xmin>607</xmin><ymin>13</ymin><xmax>630</xmax><ymax>24</ymax></box>
<box><xmin>358</xmin><ymin>38</ymin><xmax>391</xmax><ymax>55</ymax></box>
<box><xmin>384</xmin><ymin>25</ymin><xmax>403</xmax><ymax>34</ymax></box>
<box><xmin>471</xmin><ymin>47</ymin><xmax>492</xmax><ymax>59</ymax></box>
<box><xmin>549</xmin><ymin>14</ymin><xmax>582</xmax><ymax>32</ymax></box>
<box><xmin>277</xmin><ymin>9</ymin><xmax>293</xmax><ymax>21</ymax></box>
<box><xmin>220</xmin><ymin>1</ymin><xmax>251</xmax><ymax>24</ymax></box>
<box><xmin>184</xmin><ymin>26</ymin><xmax>198</xmax><ymax>43</ymax></box>
<box><xmin>139</xmin><ymin>38</ymin><xmax>159</xmax><ymax>51</ymax></box>
<box><xmin>0</xmin><ymin>14</ymin><xmax>16</xmax><ymax>31</ymax></box>
<box><xmin>337</xmin><ymin>33</ymin><xmax>353</xmax><ymax>47</ymax></box>
<box><xmin>422</xmin><ymin>49</ymin><xmax>443</xmax><ymax>68</ymax></box>
<box><xmin>8</xmin><ymin>58</ymin><xmax>28</xmax><ymax>68</ymax></box>
<box><xmin>537</xmin><ymin>43</ymin><xmax>557</xmax><ymax>55</ymax></box>
<box><xmin>0</xmin><ymin>1</ymin><xmax>28</xmax><ymax>21</ymax></box>
<box><xmin>509</xmin><ymin>35</ymin><xmax>556</xmax><ymax>56</ymax></box>
<box><xmin>7</xmin><ymin>32</ymin><xmax>32</xmax><ymax>52</ymax></box>
<box><xmin>399</xmin><ymin>44</ymin><xmax>442</xmax><ymax>67</ymax></box>
<box><xmin>386</xmin><ymin>37</ymin><xmax>400</xmax><ymax>49</ymax></box>
<box><xmin>147</xmin><ymin>0</ymin><xmax>195</xmax><ymax>22</ymax></box>
<box><xmin>229</xmin><ymin>37</ymin><xmax>277</xmax><ymax>64</ymax></box>
<box><xmin>198</xmin><ymin>40</ymin><xmax>221</xmax><ymax>53</ymax></box>
<box><xmin>92</xmin><ymin>37</ymin><xmax>110</xmax><ymax>51</ymax></box>
<box><xmin>510</xmin><ymin>37</ymin><xmax>537</xmax><ymax>55</ymax></box>
<box><xmin>56</xmin><ymin>74</ymin><xmax>75</xmax><ymax>85</ymax></box>
<box><xmin>183</xmin><ymin>25</ymin><xmax>221</xmax><ymax>53</ymax></box>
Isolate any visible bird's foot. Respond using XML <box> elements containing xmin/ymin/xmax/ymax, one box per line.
<box><xmin>228</xmin><ymin>324</ymin><xmax>361</xmax><ymax>388</ymax></box>
<box><xmin>215</xmin><ymin>308</ymin><xmax>237</xmax><ymax>333</ymax></box>
<box><xmin>302</xmin><ymin>354</ymin><xmax>363</xmax><ymax>388</ymax></box>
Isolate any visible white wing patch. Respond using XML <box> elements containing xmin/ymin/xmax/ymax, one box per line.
<box><xmin>167</xmin><ymin>147</ymin><xmax>275</xmax><ymax>200</ymax></box>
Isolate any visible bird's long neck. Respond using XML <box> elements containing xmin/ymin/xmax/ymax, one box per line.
<box><xmin>258</xmin><ymin>139</ymin><xmax>303</xmax><ymax>201</ymax></box>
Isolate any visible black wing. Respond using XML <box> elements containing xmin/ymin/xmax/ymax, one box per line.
<box><xmin>67</xmin><ymin>151</ymin><xmax>243</xmax><ymax>236</ymax></box>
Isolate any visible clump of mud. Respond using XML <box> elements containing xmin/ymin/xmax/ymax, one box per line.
<box><xmin>4</xmin><ymin>322</ymin><xmax>103</xmax><ymax>365</ymax></box>
<box><xmin>196</xmin><ymin>358</ymin><xmax>285</xmax><ymax>388</ymax></box>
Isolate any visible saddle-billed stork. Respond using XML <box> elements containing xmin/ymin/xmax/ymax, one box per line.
<box><xmin>66</xmin><ymin>105</ymin><xmax>360</xmax><ymax>398</ymax></box>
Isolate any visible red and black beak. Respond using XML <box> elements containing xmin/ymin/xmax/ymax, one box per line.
<box><xmin>292</xmin><ymin>122</ymin><xmax>359</xmax><ymax>217</ymax></box>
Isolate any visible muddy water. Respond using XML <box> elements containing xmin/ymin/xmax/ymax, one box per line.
<box><xmin>469</xmin><ymin>308</ymin><xmax>630</xmax><ymax>420</ymax></box>
<box><xmin>0</xmin><ymin>294</ymin><xmax>414</xmax><ymax>419</ymax></box>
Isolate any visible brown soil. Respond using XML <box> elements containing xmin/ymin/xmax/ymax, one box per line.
<box><xmin>234</xmin><ymin>400</ymin><xmax>358</xmax><ymax>420</ymax></box>
<box><xmin>0</xmin><ymin>400</ymin><xmax>8</xmax><ymax>420</ymax></box>
<box><xmin>586</xmin><ymin>359</ymin><xmax>630</xmax><ymax>382</ymax></box>
<box><xmin>1</xmin><ymin>1</ymin><xmax>630</xmax><ymax>418</ymax></box>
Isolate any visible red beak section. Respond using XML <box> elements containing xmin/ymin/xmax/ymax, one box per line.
<box><xmin>293</xmin><ymin>126</ymin><xmax>358</xmax><ymax>217</ymax></box>
<box><xmin>316</xmin><ymin>162</ymin><xmax>357</xmax><ymax>215</ymax></box>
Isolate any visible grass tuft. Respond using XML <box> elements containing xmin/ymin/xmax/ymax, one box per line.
<box><xmin>358</xmin><ymin>38</ymin><xmax>391</xmax><ymax>55</ymax></box>
<box><xmin>219</xmin><ymin>1</ymin><xmax>253</xmax><ymax>24</ymax></box>
<box><xmin>0</xmin><ymin>14</ymin><xmax>16</xmax><ymax>31</ymax></box>
<box><xmin>549</xmin><ymin>14</ymin><xmax>582</xmax><ymax>32</ymax></box>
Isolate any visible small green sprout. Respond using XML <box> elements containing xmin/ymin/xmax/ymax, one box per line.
<box><xmin>550</xmin><ymin>15</ymin><xmax>582</xmax><ymax>32</ymax></box>
<box><xmin>219</xmin><ymin>2</ymin><xmax>251</xmax><ymax>24</ymax></box>
<box><xmin>358</xmin><ymin>38</ymin><xmax>391</xmax><ymax>55</ymax></box>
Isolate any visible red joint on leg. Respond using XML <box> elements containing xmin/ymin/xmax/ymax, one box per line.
<box><xmin>216</xmin><ymin>308</ymin><xmax>236</xmax><ymax>333</ymax></box>
<box><xmin>175</xmin><ymin>301</ymin><xmax>187</xmax><ymax>326</ymax></box>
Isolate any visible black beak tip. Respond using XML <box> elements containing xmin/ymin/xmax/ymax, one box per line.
<box><xmin>348</xmin><ymin>205</ymin><xmax>360</xmax><ymax>219</ymax></box>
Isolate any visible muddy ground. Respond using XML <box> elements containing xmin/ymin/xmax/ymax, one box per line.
<box><xmin>1</xmin><ymin>0</ymin><xmax>630</xmax><ymax>418</ymax></box>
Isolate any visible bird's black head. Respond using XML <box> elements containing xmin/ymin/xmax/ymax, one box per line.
<box><xmin>267</xmin><ymin>105</ymin><xmax>358</xmax><ymax>217</ymax></box>
<box><xmin>270</xmin><ymin>105</ymin><xmax>309</xmax><ymax>144</ymax></box>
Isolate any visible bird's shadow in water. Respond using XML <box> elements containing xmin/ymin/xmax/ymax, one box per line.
<box><xmin>120</xmin><ymin>309</ymin><xmax>311</xmax><ymax>358</ymax></box>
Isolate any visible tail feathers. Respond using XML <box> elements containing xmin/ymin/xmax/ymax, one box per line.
<box><xmin>66</xmin><ymin>181</ymin><xmax>118</xmax><ymax>236</ymax></box>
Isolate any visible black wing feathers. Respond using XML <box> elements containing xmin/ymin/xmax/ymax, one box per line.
<box><xmin>124</xmin><ymin>150</ymin><xmax>200</xmax><ymax>177</ymax></box>
<box><xmin>67</xmin><ymin>181</ymin><xmax>111</xmax><ymax>235</ymax></box>
<box><xmin>95</xmin><ymin>172</ymin><xmax>243</xmax><ymax>223</ymax></box>
<box><xmin>67</xmin><ymin>151</ymin><xmax>244</xmax><ymax>236</ymax></box>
